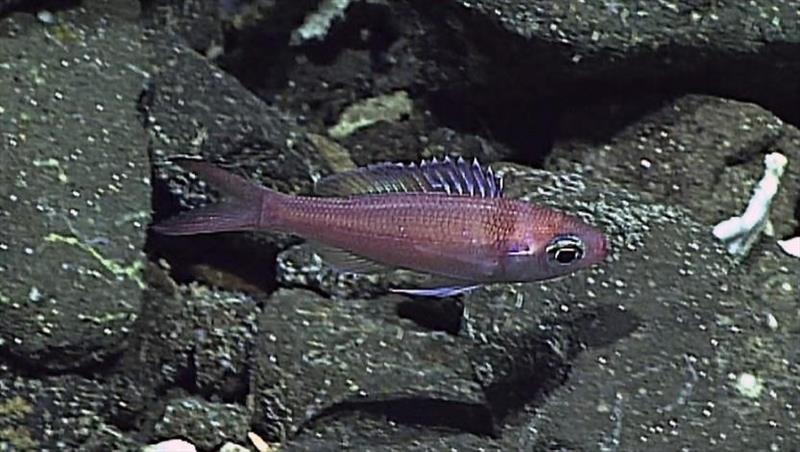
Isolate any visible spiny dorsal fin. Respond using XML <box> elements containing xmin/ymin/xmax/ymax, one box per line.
<box><xmin>314</xmin><ymin>156</ymin><xmax>503</xmax><ymax>197</ymax></box>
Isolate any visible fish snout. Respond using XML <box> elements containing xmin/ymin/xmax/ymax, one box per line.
<box><xmin>584</xmin><ymin>228</ymin><xmax>609</xmax><ymax>265</ymax></box>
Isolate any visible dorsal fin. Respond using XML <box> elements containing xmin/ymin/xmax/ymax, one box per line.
<box><xmin>314</xmin><ymin>156</ymin><xmax>503</xmax><ymax>197</ymax></box>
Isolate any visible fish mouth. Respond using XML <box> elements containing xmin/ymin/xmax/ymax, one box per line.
<box><xmin>598</xmin><ymin>233</ymin><xmax>609</xmax><ymax>258</ymax></box>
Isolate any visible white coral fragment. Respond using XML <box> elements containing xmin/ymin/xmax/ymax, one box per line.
<box><xmin>712</xmin><ymin>152</ymin><xmax>788</xmax><ymax>257</ymax></box>
<box><xmin>143</xmin><ymin>439</ymin><xmax>197</xmax><ymax>452</ymax></box>
<box><xmin>291</xmin><ymin>0</ymin><xmax>354</xmax><ymax>46</ymax></box>
<box><xmin>777</xmin><ymin>236</ymin><xmax>800</xmax><ymax>258</ymax></box>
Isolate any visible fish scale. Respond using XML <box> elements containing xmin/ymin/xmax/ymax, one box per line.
<box><xmin>281</xmin><ymin>194</ymin><xmax>496</xmax><ymax>246</ymax></box>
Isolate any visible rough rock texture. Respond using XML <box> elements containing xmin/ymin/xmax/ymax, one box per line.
<box><xmin>0</xmin><ymin>370</ymin><xmax>142</xmax><ymax>450</ymax></box>
<box><xmin>101</xmin><ymin>279</ymin><xmax>260</xmax><ymax>434</ymax></box>
<box><xmin>548</xmin><ymin>95</ymin><xmax>800</xmax><ymax>238</ymax></box>
<box><xmin>0</xmin><ymin>2</ymin><xmax>148</xmax><ymax>372</ymax></box>
<box><xmin>153</xmin><ymin>397</ymin><xmax>251</xmax><ymax>451</ymax></box>
<box><xmin>272</xmin><ymin>161</ymin><xmax>799</xmax><ymax>451</ymax></box>
<box><xmin>439</xmin><ymin>1</ymin><xmax>800</xmax><ymax>117</ymax></box>
<box><xmin>458</xmin><ymin>166</ymin><xmax>797</xmax><ymax>450</ymax></box>
<box><xmin>252</xmin><ymin>289</ymin><xmax>485</xmax><ymax>439</ymax></box>
<box><xmin>1</xmin><ymin>0</ymin><xmax>799</xmax><ymax>450</ymax></box>
<box><xmin>145</xmin><ymin>35</ymin><xmax>325</xmax><ymax>199</ymax></box>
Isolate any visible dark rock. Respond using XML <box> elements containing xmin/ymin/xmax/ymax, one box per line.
<box><xmin>146</xmin><ymin>34</ymin><xmax>325</xmax><ymax>199</ymax></box>
<box><xmin>0</xmin><ymin>369</ymin><xmax>141</xmax><ymax>450</ymax></box>
<box><xmin>548</xmin><ymin>95</ymin><xmax>800</xmax><ymax>238</ymax></box>
<box><xmin>106</xmin><ymin>283</ymin><xmax>260</xmax><ymax>424</ymax></box>
<box><xmin>153</xmin><ymin>397</ymin><xmax>250</xmax><ymax>451</ymax></box>
<box><xmin>270</xmin><ymin>137</ymin><xmax>791</xmax><ymax>448</ymax></box>
<box><xmin>428</xmin><ymin>1</ymin><xmax>800</xmax><ymax>122</ymax></box>
<box><xmin>143</xmin><ymin>0</ymin><xmax>225</xmax><ymax>56</ymax></box>
<box><xmin>458</xmin><ymin>164</ymin><xmax>799</xmax><ymax>450</ymax></box>
<box><xmin>3</xmin><ymin>1</ymin><xmax>799</xmax><ymax>450</ymax></box>
<box><xmin>0</xmin><ymin>2</ymin><xmax>149</xmax><ymax>371</ymax></box>
<box><xmin>251</xmin><ymin>289</ymin><xmax>484</xmax><ymax>439</ymax></box>
<box><xmin>284</xmin><ymin>413</ymin><xmax>506</xmax><ymax>451</ymax></box>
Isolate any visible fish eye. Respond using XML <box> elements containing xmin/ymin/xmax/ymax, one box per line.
<box><xmin>546</xmin><ymin>236</ymin><xmax>584</xmax><ymax>265</ymax></box>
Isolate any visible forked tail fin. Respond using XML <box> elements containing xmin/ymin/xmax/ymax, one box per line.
<box><xmin>152</xmin><ymin>160</ymin><xmax>282</xmax><ymax>236</ymax></box>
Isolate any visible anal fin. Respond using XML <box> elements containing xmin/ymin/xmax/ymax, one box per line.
<box><xmin>312</xmin><ymin>243</ymin><xmax>394</xmax><ymax>274</ymax></box>
<box><xmin>310</xmin><ymin>244</ymin><xmax>484</xmax><ymax>297</ymax></box>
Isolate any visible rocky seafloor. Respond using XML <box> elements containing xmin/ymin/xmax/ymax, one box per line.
<box><xmin>1</xmin><ymin>1</ymin><xmax>799</xmax><ymax>451</ymax></box>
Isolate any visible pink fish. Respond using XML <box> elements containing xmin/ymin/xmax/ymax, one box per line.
<box><xmin>154</xmin><ymin>157</ymin><xmax>608</xmax><ymax>296</ymax></box>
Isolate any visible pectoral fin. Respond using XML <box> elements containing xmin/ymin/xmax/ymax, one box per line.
<box><xmin>390</xmin><ymin>285</ymin><xmax>481</xmax><ymax>297</ymax></box>
<box><xmin>390</xmin><ymin>273</ymin><xmax>483</xmax><ymax>297</ymax></box>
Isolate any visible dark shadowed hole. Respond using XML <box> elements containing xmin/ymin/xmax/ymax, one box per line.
<box><xmin>215</xmin><ymin>369</ymin><xmax>251</xmax><ymax>404</ymax></box>
<box><xmin>168</xmin><ymin>349</ymin><xmax>249</xmax><ymax>404</ymax></box>
<box><xmin>307</xmin><ymin>398</ymin><xmax>496</xmax><ymax>437</ymax></box>
<box><xmin>793</xmin><ymin>197</ymin><xmax>800</xmax><ymax>237</ymax></box>
<box><xmin>211</xmin><ymin>0</ymin><xmax>320</xmax><ymax>94</ymax></box>
<box><xmin>217</xmin><ymin>28</ymin><xmax>294</xmax><ymax>96</ymax></box>
<box><xmin>146</xmin><ymin>233</ymin><xmax>279</xmax><ymax>293</ymax></box>
<box><xmin>173</xmin><ymin>348</ymin><xmax>198</xmax><ymax>394</ymax></box>
<box><xmin>426</xmin><ymin>89</ymin><xmax>560</xmax><ymax>168</ymax></box>
<box><xmin>145</xmin><ymin>172</ymin><xmax>279</xmax><ymax>294</ymax></box>
<box><xmin>299</xmin><ymin>1</ymin><xmax>400</xmax><ymax>67</ymax></box>
<box><xmin>0</xmin><ymin>0</ymin><xmax>80</xmax><ymax>17</ymax></box>
<box><xmin>396</xmin><ymin>298</ymin><xmax>464</xmax><ymax>335</ymax></box>
<box><xmin>217</xmin><ymin>0</ymin><xmax>400</xmax><ymax>96</ymax></box>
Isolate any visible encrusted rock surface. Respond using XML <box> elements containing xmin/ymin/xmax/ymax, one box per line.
<box><xmin>0</xmin><ymin>1</ymin><xmax>148</xmax><ymax>372</ymax></box>
<box><xmin>1</xmin><ymin>1</ymin><xmax>798</xmax><ymax>450</ymax></box>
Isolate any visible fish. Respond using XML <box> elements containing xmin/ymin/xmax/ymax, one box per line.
<box><xmin>153</xmin><ymin>157</ymin><xmax>608</xmax><ymax>297</ymax></box>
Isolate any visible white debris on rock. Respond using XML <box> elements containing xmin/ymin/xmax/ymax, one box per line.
<box><xmin>36</xmin><ymin>10</ymin><xmax>56</xmax><ymax>24</ymax></box>
<box><xmin>712</xmin><ymin>152</ymin><xmax>788</xmax><ymax>257</ymax></box>
<box><xmin>733</xmin><ymin>372</ymin><xmax>764</xmax><ymax>399</ymax></box>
